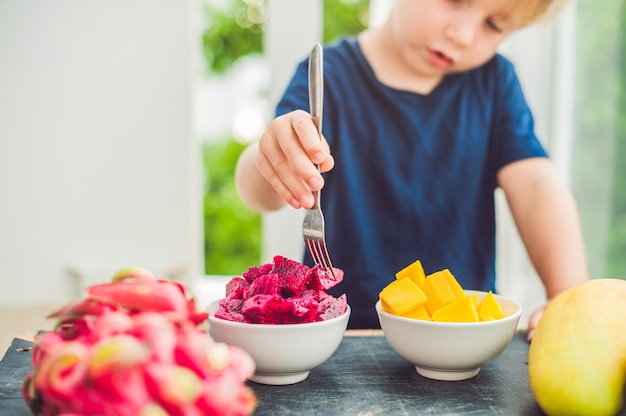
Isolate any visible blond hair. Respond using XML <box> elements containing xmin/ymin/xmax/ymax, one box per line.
<box><xmin>510</xmin><ymin>0</ymin><xmax>570</xmax><ymax>28</ymax></box>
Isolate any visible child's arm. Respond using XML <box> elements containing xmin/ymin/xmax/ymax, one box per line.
<box><xmin>498</xmin><ymin>157</ymin><xmax>589</xmax><ymax>340</ymax></box>
<box><xmin>235</xmin><ymin>110</ymin><xmax>334</xmax><ymax>213</ymax></box>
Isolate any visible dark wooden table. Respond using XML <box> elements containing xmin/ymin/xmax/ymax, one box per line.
<box><xmin>251</xmin><ymin>331</ymin><xmax>541</xmax><ymax>416</ymax></box>
<box><xmin>0</xmin><ymin>338</ymin><xmax>33</xmax><ymax>416</ymax></box>
<box><xmin>1</xmin><ymin>332</ymin><xmax>616</xmax><ymax>415</ymax></box>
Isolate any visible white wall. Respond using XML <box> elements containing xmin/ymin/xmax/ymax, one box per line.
<box><xmin>0</xmin><ymin>0</ymin><xmax>203</xmax><ymax>307</ymax></box>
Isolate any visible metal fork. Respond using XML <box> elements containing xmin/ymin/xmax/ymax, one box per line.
<box><xmin>302</xmin><ymin>42</ymin><xmax>336</xmax><ymax>280</ymax></box>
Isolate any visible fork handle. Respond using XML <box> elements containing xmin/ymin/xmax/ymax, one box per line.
<box><xmin>309</xmin><ymin>42</ymin><xmax>323</xmax><ymax>136</ymax></box>
<box><xmin>308</xmin><ymin>42</ymin><xmax>324</xmax><ymax>209</ymax></box>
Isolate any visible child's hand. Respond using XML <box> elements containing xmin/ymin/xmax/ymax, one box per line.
<box><xmin>256</xmin><ymin>110</ymin><xmax>334</xmax><ymax>209</ymax></box>
<box><xmin>526</xmin><ymin>300</ymin><xmax>551</xmax><ymax>342</ymax></box>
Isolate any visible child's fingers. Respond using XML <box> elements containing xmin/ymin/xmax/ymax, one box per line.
<box><xmin>256</xmin><ymin>149</ymin><xmax>307</xmax><ymax>209</ymax></box>
<box><xmin>257</xmin><ymin>123</ymin><xmax>319</xmax><ymax>209</ymax></box>
<box><xmin>274</xmin><ymin>112</ymin><xmax>327</xmax><ymax>187</ymax></box>
<box><xmin>255</xmin><ymin>110</ymin><xmax>334</xmax><ymax>209</ymax></box>
<box><xmin>526</xmin><ymin>302</ymin><xmax>548</xmax><ymax>342</ymax></box>
<box><xmin>318</xmin><ymin>135</ymin><xmax>335</xmax><ymax>173</ymax></box>
<box><xmin>290</xmin><ymin>110</ymin><xmax>331</xmax><ymax>166</ymax></box>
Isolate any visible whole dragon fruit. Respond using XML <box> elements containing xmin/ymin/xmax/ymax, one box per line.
<box><xmin>215</xmin><ymin>256</ymin><xmax>348</xmax><ymax>324</ymax></box>
<box><xmin>22</xmin><ymin>267</ymin><xmax>257</xmax><ymax>416</ymax></box>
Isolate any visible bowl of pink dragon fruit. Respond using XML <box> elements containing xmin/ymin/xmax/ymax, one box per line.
<box><xmin>207</xmin><ymin>255</ymin><xmax>350</xmax><ymax>385</ymax></box>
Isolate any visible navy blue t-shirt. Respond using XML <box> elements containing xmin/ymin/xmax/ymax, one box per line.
<box><xmin>276</xmin><ymin>38</ymin><xmax>547</xmax><ymax>329</ymax></box>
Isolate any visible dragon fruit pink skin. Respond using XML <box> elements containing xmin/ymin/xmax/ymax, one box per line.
<box><xmin>216</xmin><ymin>255</ymin><xmax>348</xmax><ymax>325</ymax></box>
<box><xmin>22</xmin><ymin>268</ymin><xmax>257</xmax><ymax>416</ymax></box>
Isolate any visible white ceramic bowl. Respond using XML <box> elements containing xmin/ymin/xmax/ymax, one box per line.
<box><xmin>376</xmin><ymin>290</ymin><xmax>521</xmax><ymax>381</ymax></box>
<box><xmin>207</xmin><ymin>299</ymin><xmax>350</xmax><ymax>385</ymax></box>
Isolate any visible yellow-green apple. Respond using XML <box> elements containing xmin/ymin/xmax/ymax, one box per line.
<box><xmin>528</xmin><ymin>278</ymin><xmax>626</xmax><ymax>416</ymax></box>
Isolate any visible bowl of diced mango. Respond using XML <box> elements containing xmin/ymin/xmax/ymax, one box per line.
<box><xmin>376</xmin><ymin>260</ymin><xmax>522</xmax><ymax>381</ymax></box>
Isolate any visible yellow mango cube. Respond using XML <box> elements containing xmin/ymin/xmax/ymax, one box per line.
<box><xmin>477</xmin><ymin>291</ymin><xmax>506</xmax><ymax>320</ymax></box>
<box><xmin>395</xmin><ymin>259</ymin><xmax>426</xmax><ymax>288</ymax></box>
<box><xmin>379</xmin><ymin>277</ymin><xmax>427</xmax><ymax>315</ymax></box>
<box><xmin>469</xmin><ymin>293</ymin><xmax>479</xmax><ymax>308</ymax></box>
<box><xmin>431</xmin><ymin>295</ymin><xmax>479</xmax><ymax>323</ymax></box>
<box><xmin>422</xmin><ymin>269</ymin><xmax>465</xmax><ymax>315</ymax></box>
<box><xmin>401</xmin><ymin>304</ymin><xmax>431</xmax><ymax>321</ymax></box>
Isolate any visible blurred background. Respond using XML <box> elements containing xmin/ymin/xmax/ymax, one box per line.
<box><xmin>1</xmin><ymin>0</ymin><xmax>625</xmax><ymax>345</ymax></box>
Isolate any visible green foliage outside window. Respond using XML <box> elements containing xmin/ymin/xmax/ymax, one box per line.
<box><xmin>605</xmin><ymin>3</ymin><xmax>626</xmax><ymax>277</ymax></box>
<box><xmin>572</xmin><ymin>0</ymin><xmax>626</xmax><ymax>278</ymax></box>
<box><xmin>203</xmin><ymin>140</ymin><xmax>261</xmax><ymax>275</ymax></box>
<box><xmin>201</xmin><ymin>0</ymin><xmax>264</xmax><ymax>74</ymax></box>
<box><xmin>323</xmin><ymin>0</ymin><xmax>370</xmax><ymax>44</ymax></box>
<box><xmin>201</xmin><ymin>0</ymin><xmax>369</xmax><ymax>274</ymax></box>
<box><xmin>201</xmin><ymin>0</ymin><xmax>369</xmax><ymax>74</ymax></box>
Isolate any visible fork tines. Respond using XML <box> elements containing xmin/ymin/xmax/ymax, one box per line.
<box><xmin>305</xmin><ymin>237</ymin><xmax>336</xmax><ymax>279</ymax></box>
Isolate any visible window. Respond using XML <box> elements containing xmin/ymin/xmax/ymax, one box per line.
<box><xmin>495</xmin><ymin>1</ymin><xmax>626</xmax><ymax>323</ymax></box>
<box><xmin>571</xmin><ymin>0</ymin><xmax>626</xmax><ymax>278</ymax></box>
<box><xmin>200</xmin><ymin>0</ymin><xmax>369</xmax><ymax>275</ymax></box>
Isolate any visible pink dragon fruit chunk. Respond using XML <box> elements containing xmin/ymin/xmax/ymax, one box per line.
<box><xmin>246</xmin><ymin>272</ymin><xmax>284</xmax><ymax>296</ymax></box>
<box><xmin>314</xmin><ymin>266</ymin><xmax>344</xmax><ymax>290</ymax></box>
<box><xmin>217</xmin><ymin>297</ymin><xmax>243</xmax><ymax>312</ymax></box>
<box><xmin>300</xmin><ymin>289</ymin><xmax>322</xmax><ymax>302</ymax></box>
<box><xmin>241</xmin><ymin>293</ymin><xmax>318</xmax><ymax>324</ymax></box>
<box><xmin>214</xmin><ymin>309</ymin><xmax>246</xmax><ymax>323</ymax></box>
<box><xmin>272</xmin><ymin>255</ymin><xmax>322</xmax><ymax>293</ymax></box>
<box><xmin>240</xmin><ymin>294</ymin><xmax>295</xmax><ymax>324</ymax></box>
<box><xmin>318</xmin><ymin>293</ymin><xmax>348</xmax><ymax>320</ymax></box>
<box><xmin>241</xmin><ymin>294</ymin><xmax>277</xmax><ymax>324</ymax></box>
<box><xmin>241</xmin><ymin>262</ymin><xmax>273</xmax><ymax>284</ymax></box>
<box><xmin>213</xmin><ymin>256</ymin><xmax>347</xmax><ymax>325</ymax></box>
<box><xmin>225</xmin><ymin>277</ymin><xmax>247</xmax><ymax>298</ymax></box>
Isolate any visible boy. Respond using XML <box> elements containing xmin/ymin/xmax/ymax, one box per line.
<box><xmin>235</xmin><ymin>0</ymin><xmax>588</xmax><ymax>340</ymax></box>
